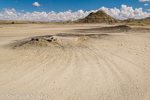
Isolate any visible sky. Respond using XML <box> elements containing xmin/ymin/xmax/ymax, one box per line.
<box><xmin>0</xmin><ymin>0</ymin><xmax>150</xmax><ymax>21</ymax></box>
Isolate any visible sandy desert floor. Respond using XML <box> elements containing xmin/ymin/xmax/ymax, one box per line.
<box><xmin>0</xmin><ymin>24</ymin><xmax>150</xmax><ymax>100</ymax></box>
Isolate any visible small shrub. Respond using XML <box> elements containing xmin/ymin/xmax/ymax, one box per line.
<box><xmin>12</xmin><ymin>22</ymin><xmax>15</xmax><ymax>24</ymax></box>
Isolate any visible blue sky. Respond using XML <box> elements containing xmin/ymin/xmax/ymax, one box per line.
<box><xmin>0</xmin><ymin>0</ymin><xmax>149</xmax><ymax>13</ymax></box>
<box><xmin>0</xmin><ymin>0</ymin><xmax>150</xmax><ymax>21</ymax></box>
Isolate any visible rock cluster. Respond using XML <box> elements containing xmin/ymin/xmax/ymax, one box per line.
<box><xmin>30</xmin><ymin>36</ymin><xmax>57</xmax><ymax>43</ymax></box>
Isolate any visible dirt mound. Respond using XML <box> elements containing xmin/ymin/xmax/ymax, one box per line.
<box><xmin>6</xmin><ymin>36</ymin><xmax>58</xmax><ymax>49</ymax></box>
<box><xmin>75</xmin><ymin>10</ymin><xmax>118</xmax><ymax>23</ymax></box>
<box><xmin>7</xmin><ymin>34</ymin><xmax>109</xmax><ymax>49</ymax></box>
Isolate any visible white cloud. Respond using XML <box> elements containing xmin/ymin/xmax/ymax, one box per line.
<box><xmin>21</xmin><ymin>10</ymin><xmax>24</xmax><ymax>12</ymax></box>
<box><xmin>0</xmin><ymin>5</ymin><xmax>150</xmax><ymax>21</ymax></box>
<box><xmin>144</xmin><ymin>3</ymin><xmax>149</xmax><ymax>6</ymax></box>
<box><xmin>33</xmin><ymin>2</ymin><xmax>41</xmax><ymax>7</ymax></box>
<box><xmin>3</xmin><ymin>8</ymin><xmax>16</xmax><ymax>12</ymax></box>
<box><xmin>100</xmin><ymin>5</ymin><xmax>150</xmax><ymax>20</ymax></box>
<box><xmin>139</xmin><ymin>0</ymin><xmax>150</xmax><ymax>2</ymax></box>
<box><xmin>146</xmin><ymin>9</ymin><xmax>150</xmax><ymax>11</ymax></box>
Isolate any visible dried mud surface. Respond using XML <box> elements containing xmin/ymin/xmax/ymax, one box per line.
<box><xmin>0</xmin><ymin>24</ymin><xmax>150</xmax><ymax>100</ymax></box>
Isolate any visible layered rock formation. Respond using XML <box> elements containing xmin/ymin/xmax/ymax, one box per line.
<box><xmin>75</xmin><ymin>10</ymin><xmax>118</xmax><ymax>23</ymax></box>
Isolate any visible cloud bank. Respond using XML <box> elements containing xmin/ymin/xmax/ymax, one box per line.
<box><xmin>0</xmin><ymin>5</ymin><xmax>150</xmax><ymax>21</ymax></box>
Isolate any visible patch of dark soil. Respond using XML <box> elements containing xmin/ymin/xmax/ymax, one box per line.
<box><xmin>56</xmin><ymin>33</ymin><xmax>108</xmax><ymax>37</ymax></box>
<box><xmin>76</xmin><ymin>25</ymin><xmax>131</xmax><ymax>33</ymax></box>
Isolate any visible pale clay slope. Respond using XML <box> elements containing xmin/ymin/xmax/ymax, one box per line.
<box><xmin>0</xmin><ymin>24</ymin><xmax>150</xmax><ymax>100</ymax></box>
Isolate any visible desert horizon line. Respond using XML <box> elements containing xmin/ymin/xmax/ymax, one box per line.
<box><xmin>0</xmin><ymin>4</ymin><xmax>150</xmax><ymax>21</ymax></box>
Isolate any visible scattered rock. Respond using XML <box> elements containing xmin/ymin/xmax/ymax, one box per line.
<box><xmin>47</xmin><ymin>39</ymin><xmax>52</xmax><ymax>42</ymax></box>
<box><xmin>35</xmin><ymin>38</ymin><xmax>39</xmax><ymax>41</ymax></box>
<box><xmin>31</xmin><ymin>38</ymin><xmax>39</xmax><ymax>41</ymax></box>
<box><xmin>53</xmin><ymin>38</ymin><xmax>57</xmax><ymax>41</ymax></box>
<box><xmin>31</xmin><ymin>38</ymin><xmax>35</xmax><ymax>41</ymax></box>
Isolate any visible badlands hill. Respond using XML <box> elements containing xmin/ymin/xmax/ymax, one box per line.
<box><xmin>125</xmin><ymin>17</ymin><xmax>150</xmax><ymax>26</ymax></box>
<box><xmin>75</xmin><ymin>10</ymin><xmax>118</xmax><ymax>23</ymax></box>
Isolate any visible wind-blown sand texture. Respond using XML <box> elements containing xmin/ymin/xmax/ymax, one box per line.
<box><xmin>0</xmin><ymin>24</ymin><xmax>150</xmax><ymax>100</ymax></box>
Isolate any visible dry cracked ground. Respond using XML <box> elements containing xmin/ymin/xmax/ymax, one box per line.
<box><xmin>0</xmin><ymin>24</ymin><xmax>150</xmax><ymax>100</ymax></box>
